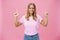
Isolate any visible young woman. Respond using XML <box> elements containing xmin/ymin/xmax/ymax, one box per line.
<box><xmin>14</xmin><ymin>3</ymin><xmax>48</xmax><ymax>40</ymax></box>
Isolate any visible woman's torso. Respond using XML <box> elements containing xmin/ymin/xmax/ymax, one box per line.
<box><xmin>20</xmin><ymin>14</ymin><xmax>42</xmax><ymax>35</ymax></box>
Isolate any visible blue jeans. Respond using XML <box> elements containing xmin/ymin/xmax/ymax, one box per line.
<box><xmin>24</xmin><ymin>33</ymin><xmax>39</xmax><ymax>40</ymax></box>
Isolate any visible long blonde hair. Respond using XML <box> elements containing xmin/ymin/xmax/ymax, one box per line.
<box><xmin>25</xmin><ymin>3</ymin><xmax>37</xmax><ymax>21</ymax></box>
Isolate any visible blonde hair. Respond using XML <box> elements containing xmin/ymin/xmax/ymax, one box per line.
<box><xmin>25</xmin><ymin>3</ymin><xmax>37</xmax><ymax>21</ymax></box>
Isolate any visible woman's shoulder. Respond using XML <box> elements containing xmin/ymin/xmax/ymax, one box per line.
<box><xmin>21</xmin><ymin>15</ymin><xmax>25</xmax><ymax>17</ymax></box>
<box><xmin>37</xmin><ymin>14</ymin><xmax>41</xmax><ymax>17</ymax></box>
<box><xmin>37</xmin><ymin>14</ymin><xmax>42</xmax><ymax>19</ymax></box>
<box><xmin>21</xmin><ymin>15</ymin><xmax>26</xmax><ymax>19</ymax></box>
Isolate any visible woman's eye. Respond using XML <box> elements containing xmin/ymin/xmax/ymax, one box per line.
<box><xmin>32</xmin><ymin>8</ymin><xmax>34</xmax><ymax>9</ymax></box>
<box><xmin>29</xmin><ymin>7</ymin><xmax>34</xmax><ymax>9</ymax></box>
<box><xmin>30</xmin><ymin>8</ymin><xmax>31</xmax><ymax>9</ymax></box>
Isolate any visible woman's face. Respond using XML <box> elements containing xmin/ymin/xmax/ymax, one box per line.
<box><xmin>29</xmin><ymin>5</ymin><xmax>35</xmax><ymax>15</ymax></box>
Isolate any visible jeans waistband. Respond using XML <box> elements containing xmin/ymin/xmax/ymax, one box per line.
<box><xmin>24</xmin><ymin>33</ymin><xmax>38</xmax><ymax>37</ymax></box>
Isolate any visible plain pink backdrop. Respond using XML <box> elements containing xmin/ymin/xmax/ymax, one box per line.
<box><xmin>0</xmin><ymin>0</ymin><xmax>2</xmax><ymax>40</ymax></box>
<box><xmin>0</xmin><ymin>0</ymin><xmax>60</xmax><ymax>40</ymax></box>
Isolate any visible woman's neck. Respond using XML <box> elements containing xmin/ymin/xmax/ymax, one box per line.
<box><xmin>30</xmin><ymin>13</ymin><xmax>33</xmax><ymax>16</ymax></box>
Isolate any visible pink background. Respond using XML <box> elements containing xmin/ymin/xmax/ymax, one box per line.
<box><xmin>0</xmin><ymin>0</ymin><xmax>2</xmax><ymax>40</ymax></box>
<box><xmin>0</xmin><ymin>0</ymin><xmax>60</xmax><ymax>40</ymax></box>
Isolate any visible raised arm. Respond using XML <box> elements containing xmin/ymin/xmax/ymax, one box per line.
<box><xmin>13</xmin><ymin>10</ymin><xmax>23</xmax><ymax>27</ymax></box>
<box><xmin>40</xmin><ymin>11</ymin><xmax>48</xmax><ymax>27</ymax></box>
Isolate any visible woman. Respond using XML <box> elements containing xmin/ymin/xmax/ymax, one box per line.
<box><xmin>14</xmin><ymin>3</ymin><xmax>48</xmax><ymax>40</ymax></box>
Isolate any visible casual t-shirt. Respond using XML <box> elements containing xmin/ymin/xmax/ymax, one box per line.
<box><xmin>19</xmin><ymin>14</ymin><xmax>43</xmax><ymax>35</ymax></box>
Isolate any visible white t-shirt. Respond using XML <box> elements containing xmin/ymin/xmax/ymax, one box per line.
<box><xmin>19</xmin><ymin>14</ymin><xmax>43</xmax><ymax>35</ymax></box>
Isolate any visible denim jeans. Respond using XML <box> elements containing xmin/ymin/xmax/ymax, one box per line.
<box><xmin>24</xmin><ymin>33</ymin><xmax>39</xmax><ymax>40</ymax></box>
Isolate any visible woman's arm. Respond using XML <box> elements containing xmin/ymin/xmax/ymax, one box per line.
<box><xmin>14</xmin><ymin>10</ymin><xmax>23</xmax><ymax>27</ymax></box>
<box><xmin>40</xmin><ymin>12</ymin><xmax>48</xmax><ymax>27</ymax></box>
<box><xmin>14</xmin><ymin>16</ymin><xmax>23</xmax><ymax>27</ymax></box>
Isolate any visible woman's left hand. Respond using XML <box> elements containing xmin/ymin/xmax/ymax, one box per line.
<box><xmin>44</xmin><ymin>11</ymin><xmax>48</xmax><ymax>18</ymax></box>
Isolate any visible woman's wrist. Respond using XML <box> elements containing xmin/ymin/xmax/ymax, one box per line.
<box><xmin>14</xmin><ymin>16</ymin><xmax>18</xmax><ymax>22</ymax></box>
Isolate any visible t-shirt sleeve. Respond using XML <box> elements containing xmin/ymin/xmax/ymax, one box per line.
<box><xmin>38</xmin><ymin>15</ymin><xmax>43</xmax><ymax>23</ymax></box>
<box><xmin>19</xmin><ymin>16</ymin><xmax>24</xmax><ymax>23</ymax></box>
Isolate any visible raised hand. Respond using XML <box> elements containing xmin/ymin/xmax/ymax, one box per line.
<box><xmin>44</xmin><ymin>11</ymin><xmax>48</xmax><ymax>18</ymax></box>
<box><xmin>13</xmin><ymin>9</ymin><xmax>19</xmax><ymax>17</ymax></box>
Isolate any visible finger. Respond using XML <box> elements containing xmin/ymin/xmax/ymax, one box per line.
<box><xmin>46</xmin><ymin>13</ymin><xmax>48</xmax><ymax>15</ymax></box>
<box><xmin>45</xmin><ymin>12</ymin><xmax>48</xmax><ymax>15</ymax></box>
<box><xmin>14</xmin><ymin>10</ymin><xmax>19</xmax><ymax>15</ymax></box>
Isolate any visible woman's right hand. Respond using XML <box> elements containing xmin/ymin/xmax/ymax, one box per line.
<box><xmin>13</xmin><ymin>10</ymin><xmax>20</xmax><ymax>27</ymax></box>
<box><xmin>13</xmin><ymin>10</ymin><xmax>19</xmax><ymax>17</ymax></box>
